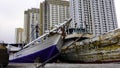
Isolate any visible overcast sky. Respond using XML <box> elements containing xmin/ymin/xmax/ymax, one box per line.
<box><xmin>0</xmin><ymin>0</ymin><xmax>120</xmax><ymax>43</ymax></box>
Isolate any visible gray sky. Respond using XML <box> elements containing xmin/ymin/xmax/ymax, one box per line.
<box><xmin>0</xmin><ymin>0</ymin><xmax>120</xmax><ymax>43</ymax></box>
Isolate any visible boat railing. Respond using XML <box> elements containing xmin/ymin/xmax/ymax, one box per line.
<box><xmin>23</xmin><ymin>33</ymin><xmax>49</xmax><ymax>48</ymax></box>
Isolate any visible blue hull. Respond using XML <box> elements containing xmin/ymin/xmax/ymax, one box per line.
<box><xmin>9</xmin><ymin>45</ymin><xmax>59</xmax><ymax>63</ymax></box>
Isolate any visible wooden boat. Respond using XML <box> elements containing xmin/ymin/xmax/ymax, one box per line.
<box><xmin>9</xmin><ymin>18</ymin><xmax>72</xmax><ymax>63</ymax></box>
<box><xmin>60</xmin><ymin>29</ymin><xmax>120</xmax><ymax>63</ymax></box>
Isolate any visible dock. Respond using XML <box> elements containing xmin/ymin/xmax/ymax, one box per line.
<box><xmin>6</xmin><ymin>63</ymin><xmax>120</xmax><ymax>68</ymax></box>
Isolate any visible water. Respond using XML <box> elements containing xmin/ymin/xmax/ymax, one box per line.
<box><xmin>6</xmin><ymin>63</ymin><xmax>120</xmax><ymax>68</ymax></box>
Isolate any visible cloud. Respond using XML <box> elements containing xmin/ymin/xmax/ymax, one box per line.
<box><xmin>115</xmin><ymin>0</ymin><xmax>120</xmax><ymax>27</ymax></box>
<box><xmin>0</xmin><ymin>0</ymin><xmax>43</xmax><ymax>43</ymax></box>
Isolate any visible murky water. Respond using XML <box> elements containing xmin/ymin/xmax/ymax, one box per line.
<box><xmin>6</xmin><ymin>63</ymin><xmax>120</xmax><ymax>68</ymax></box>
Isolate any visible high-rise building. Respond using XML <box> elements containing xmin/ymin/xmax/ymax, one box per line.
<box><xmin>40</xmin><ymin>0</ymin><xmax>70</xmax><ymax>35</ymax></box>
<box><xmin>24</xmin><ymin>8</ymin><xmax>40</xmax><ymax>43</ymax></box>
<box><xmin>15</xmin><ymin>28</ymin><xmax>24</xmax><ymax>43</ymax></box>
<box><xmin>70</xmin><ymin>0</ymin><xmax>118</xmax><ymax>36</ymax></box>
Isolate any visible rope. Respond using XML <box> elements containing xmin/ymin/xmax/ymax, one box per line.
<box><xmin>36</xmin><ymin>53</ymin><xmax>60</xmax><ymax>68</ymax></box>
<box><xmin>62</xmin><ymin>33</ymin><xmax>85</xmax><ymax>52</ymax></box>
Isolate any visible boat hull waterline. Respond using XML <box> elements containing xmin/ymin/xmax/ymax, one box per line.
<box><xmin>10</xmin><ymin>45</ymin><xmax>58</xmax><ymax>63</ymax></box>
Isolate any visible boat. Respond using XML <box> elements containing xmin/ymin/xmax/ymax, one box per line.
<box><xmin>0</xmin><ymin>43</ymin><xmax>9</xmax><ymax>67</ymax></box>
<box><xmin>7</xmin><ymin>43</ymin><xmax>26</xmax><ymax>54</ymax></box>
<box><xmin>60</xmin><ymin>28</ymin><xmax>120</xmax><ymax>63</ymax></box>
<box><xmin>9</xmin><ymin>18</ymin><xmax>72</xmax><ymax>63</ymax></box>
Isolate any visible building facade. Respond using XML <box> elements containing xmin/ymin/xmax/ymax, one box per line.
<box><xmin>24</xmin><ymin>8</ymin><xmax>40</xmax><ymax>43</ymax></box>
<box><xmin>40</xmin><ymin>0</ymin><xmax>70</xmax><ymax>35</ymax></box>
<box><xmin>70</xmin><ymin>0</ymin><xmax>118</xmax><ymax>36</ymax></box>
<box><xmin>15</xmin><ymin>28</ymin><xmax>24</xmax><ymax>43</ymax></box>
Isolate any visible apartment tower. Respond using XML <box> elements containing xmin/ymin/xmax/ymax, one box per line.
<box><xmin>70</xmin><ymin>0</ymin><xmax>118</xmax><ymax>36</ymax></box>
<box><xmin>40</xmin><ymin>0</ymin><xmax>69</xmax><ymax>35</ymax></box>
<box><xmin>24</xmin><ymin>8</ymin><xmax>40</xmax><ymax>43</ymax></box>
<box><xmin>15</xmin><ymin>28</ymin><xmax>24</xmax><ymax>43</ymax></box>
